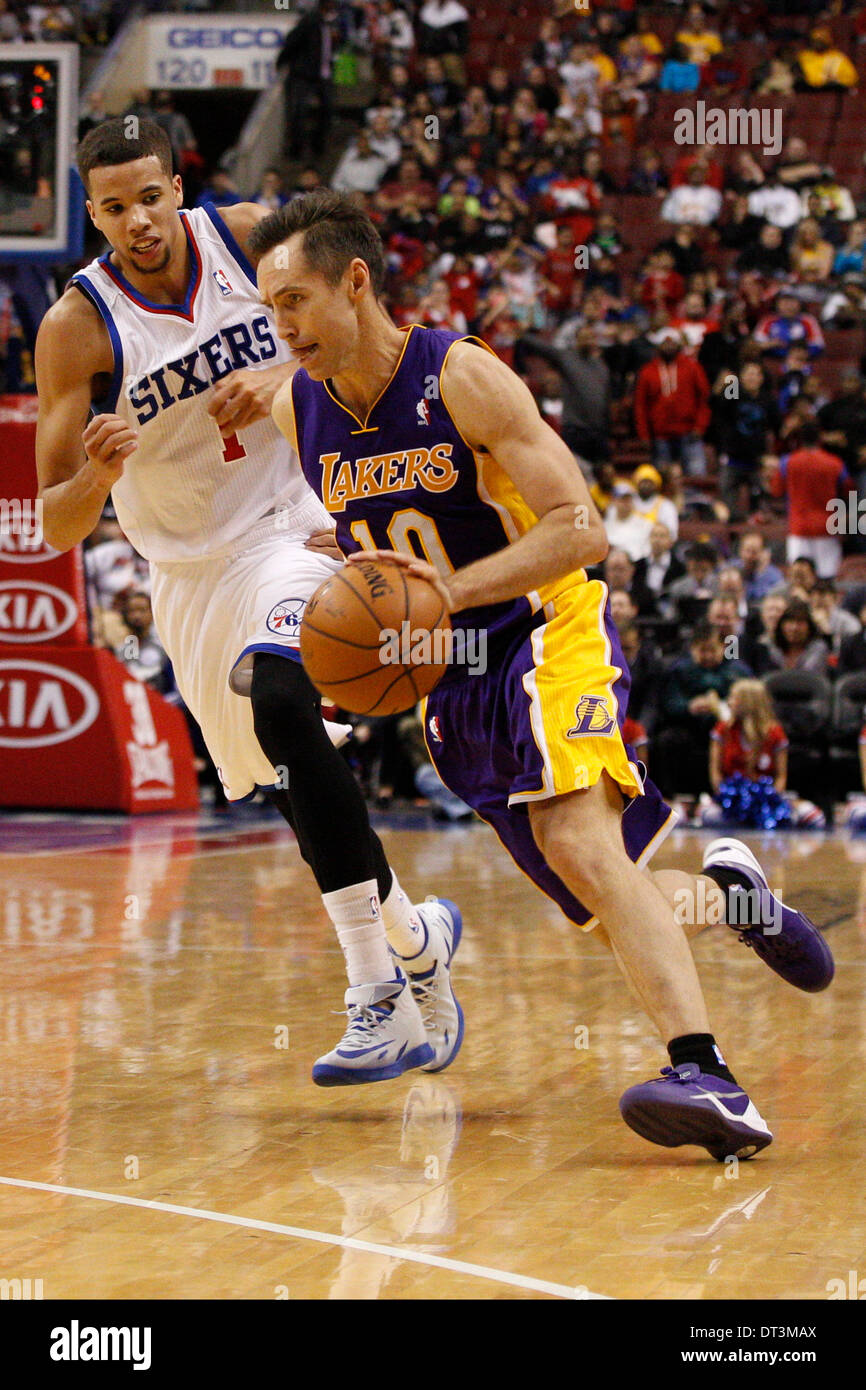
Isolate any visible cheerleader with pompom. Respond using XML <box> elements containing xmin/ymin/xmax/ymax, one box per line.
<box><xmin>844</xmin><ymin>725</ymin><xmax>866</xmax><ymax>833</ymax></box>
<box><xmin>697</xmin><ymin>679</ymin><xmax>825</xmax><ymax>828</ymax></box>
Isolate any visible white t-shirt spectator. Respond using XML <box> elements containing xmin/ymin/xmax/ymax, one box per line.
<box><xmin>84</xmin><ymin>540</ymin><xmax>150</xmax><ymax>610</ymax></box>
<box><xmin>747</xmin><ymin>183</ymin><xmax>803</xmax><ymax>230</ymax></box>
<box><xmin>604</xmin><ymin>506</ymin><xmax>654</xmax><ymax>562</ymax></box>
<box><xmin>560</xmin><ymin>58</ymin><xmax>599</xmax><ymax>102</ymax></box>
<box><xmin>331</xmin><ymin>142</ymin><xmax>389</xmax><ymax>195</ymax></box>
<box><xmin>114</xmin><ymin>625</ymin><xmax>167</xmax><ymax>688</ymax></box>
<box><xmin>660</xmin><ymin>184</ymin><xmax>722</xmax><ymax>226</ymax></box>
<box><xmin>419</xmin><ymin>1</ymin><xmax>469</xmax><ymax>29</ymax></box>
<box><xmin>382</xmin><ymin>6</ymin><xmax>415</xmax><ymax>53</ymax></box>
<box><xmin>555</xmin><ymin>98</ymin><xmax>602</xmax><ymax>136</ymax></box>
<box><xmin>635</xmin><ymin>494</ymin><xmax>680</xmax><ymax>540</ymax></box>
<box><xmin>366</xmin><ymin>125</ymin><xmax>402</xmax><ymax>168</ymax></box>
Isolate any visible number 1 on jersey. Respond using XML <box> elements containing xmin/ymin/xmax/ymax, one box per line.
<box><xmin>221</xmin><ymin>432</ymin><xmax>247</xmax><ymax>463</ymax></box>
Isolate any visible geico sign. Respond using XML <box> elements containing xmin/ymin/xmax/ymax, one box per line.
<box><xmin>0</xmin><ymin>660</ymin><xmax>100</xmax><ymax>748</ymax></box>
<box><xmin>168</xmin><ymin>27</ymin><xmax>284</xmax><ymax>48</ymax></box>
<box><xmin>0</xmin><ymin>581</ymin><xmax>78</xmax><ymax>643</ymax></box>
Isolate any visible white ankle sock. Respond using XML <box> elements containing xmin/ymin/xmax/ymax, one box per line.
<box><xmin>321</xmin><ymin>880</ymin><xmax>396</xmax><ymax>987</ymax></box>
<box><xmin>381</xmin><ymin>873</ymin><xmax>430</xmax><ymax>962</ymax></box>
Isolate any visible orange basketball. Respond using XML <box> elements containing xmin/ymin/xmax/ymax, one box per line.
<box><xmin>299</xmin><ymin>556</ymin><xmax>452</xmax><ymax>716</ymax></box>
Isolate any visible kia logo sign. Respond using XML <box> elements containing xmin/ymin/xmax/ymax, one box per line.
<box><xmin>0</xmin><ymin>532</ymin><xmax>57</xmax><ymax>564</ymax></box>
<box><xmin>0</xmin><ymin>660</ymin><xmax>100</xmax><ymax>748</ymax></box>
<box><xmin>0</xmin><ymin>581</ymin><xmax>78</xmax><ymax>643</ymax></box>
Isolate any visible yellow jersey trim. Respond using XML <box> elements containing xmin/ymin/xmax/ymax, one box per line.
<box><xmin>322</xmin><ymin>322</ymin><xmax>419</xmax><ymax>432</ymax></box>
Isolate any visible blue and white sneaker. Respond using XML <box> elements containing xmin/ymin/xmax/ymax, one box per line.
<box><xmin>312</xmin><ymin>973</ymin><xmax>434</xmax><ymax>1087</ymax></box>
<box><xmin>620</xmin><ymin>1064</ymin><xmax>773</xmax><ymax>1161</ymax></box>
<box><xmin>703</xmin><ymin>837</ymin><xmax>834</xmax><ymax>993</ymax></box>
<box><xmin>398</xmin><ymin>897</ymin><xmax>465</xmax><ymax>1074</ymax></box>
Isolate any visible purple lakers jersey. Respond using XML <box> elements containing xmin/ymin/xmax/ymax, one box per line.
<box><xmin>292</xmin><ymin>325</ymin><xmax>576</xmax><ymax>654</ymax></box>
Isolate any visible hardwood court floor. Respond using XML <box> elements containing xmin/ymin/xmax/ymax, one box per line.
<box><xmin>0</xmin><ymin>808</ymin><xmax>862</xmax><ymax>1300</ymax></box>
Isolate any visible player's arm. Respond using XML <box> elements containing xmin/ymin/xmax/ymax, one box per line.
<box><xmin>207</xmin><ymin>201</ymin><xmax>300</xmax><ymax>437</ymax></box>
<box><xmin>35</xmin><ymin>292</ymin><xmax>136</xmax><ymax>554</ymax></box>
<box><xmin>351</xmin><ymin>341</ymin><xmax>608</xmax><ymax>613</ymax></box>
<box><xmin>272</xmin><ymin>372</ymin><xmax>342</xmax><ymax>558</ymax></box>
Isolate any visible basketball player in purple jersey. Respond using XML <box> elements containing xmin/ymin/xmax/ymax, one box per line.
<box><xmin>34</xmin><ymin>120</ymin><xmax>464</xmax><ymax>1088</ymax></box>
<box><xmin>255</xmin><ymin>191</ymin><xmax>834</xmax><ymax>1160</ymax></box>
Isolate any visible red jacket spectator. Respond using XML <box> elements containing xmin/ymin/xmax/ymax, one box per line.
<box><xmin>443</xmin><ymin>263</ymin><xmax>481</xmax><ymax>323</ymax></box>
<box><xmin>770</xmin><ymin>436</ymin><xmax>849</xmax><ymax>537</ymax></box>
<box><xmin>639</xmin><ymin>248</ymin><xmax>686</xmax><ymax>314</ymax></box>
<box><xmin>544</xmin><ymin>173</ymin><xmax>600</xmax><ymax>247</ymax></box>
<box><xmin>634</xmin><ymin>342</ymin><xmax>711</xmax><ymax>441</ymax></box>
<box><xmin>670</xmin><ymin>149</ymin><xmax>725</xmax><ymax>190</ymax></box>
<box><xmin>639</xmin><ymin>267</ymin><xmax>686</xmax><ymax>314</ymax></box>
<box><xmin>540</xmin><ymin>240</ymin><xmax>577</xmax><ymax>313</ymax></box>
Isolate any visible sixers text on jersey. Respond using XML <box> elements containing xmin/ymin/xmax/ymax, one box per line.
<box><xmin>126</xmin><ymin>316</ymin><xmax>277</xmax><ymax>424</ymax></box>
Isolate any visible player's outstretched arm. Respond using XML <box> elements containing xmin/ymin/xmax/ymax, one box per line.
<box><xmin>35</xmin><ymin>292</ymin><xmax>135</xmax><ymax>554</ymax></box>
<box><xmin>352</xmin><ymin>341</ymin><xmax>607</xmax><ymax>614</ymax></box>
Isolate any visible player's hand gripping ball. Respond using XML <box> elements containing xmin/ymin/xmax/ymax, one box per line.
<box><xmin>300</xmin><ymin>556</ymin><xmax>452</xmax><ymax>716</ymax></box>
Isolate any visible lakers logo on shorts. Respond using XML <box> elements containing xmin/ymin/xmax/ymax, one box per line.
<box><xmin>566</xmin><ymin>695</ymin><xmax>616</xmax><ymax>738</ymax></box>
<box><xmin>267</xmin><ymin>599</ymin><xmax>305</xmax><ymax>636</ymax></box>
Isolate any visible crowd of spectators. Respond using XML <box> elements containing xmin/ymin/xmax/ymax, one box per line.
<box><xmin>247</xmin><ymin>0</ymin><xmax>866</xmax><ymax>820</ymax></box>
<box><xmin>15</xmin><ymin>0</ymin><xmax>866</xmax><ymax>820</ymax></box>
<box><xmin>0</xmin><ymin>0</ymin><xmax>132</xmax><ymax>45</ymax></box>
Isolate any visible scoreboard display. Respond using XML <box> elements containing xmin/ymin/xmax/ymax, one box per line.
<box><xmin>0</xmin><ymin>43</ymin><xmax>80</xmax><ymax>261</ymax></box>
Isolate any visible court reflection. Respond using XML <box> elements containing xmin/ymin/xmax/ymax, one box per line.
<box><xmin>312</xmin><ymin>1079</ymin><xmax>462</xmax><ymax>1299</ymax></box>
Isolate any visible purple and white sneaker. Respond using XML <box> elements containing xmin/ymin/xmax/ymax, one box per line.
<box><xmin>619</xmin><ymin>1064</ymin><xmax>773</xmax><ymax>1161</ymax></box>
<box><xmin>703</xmin><ymin>837</ymin><xmax>834</xmax><ymax>993</ymax></box>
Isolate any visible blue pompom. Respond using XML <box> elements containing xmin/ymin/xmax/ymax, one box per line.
<box><xmin>714</xmin><ymin>774</ymin><xmax>792</xmax><ymax>829</ymax></box>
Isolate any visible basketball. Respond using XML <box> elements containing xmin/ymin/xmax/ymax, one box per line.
<box><xmin>300</xmin><ymin>556</ymin><xmax>452</xmax><ymax>716</ymax></box>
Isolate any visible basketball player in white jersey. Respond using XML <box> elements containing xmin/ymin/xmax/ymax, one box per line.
<box><xmin>34</xmin><ymin>118</ymin><xmax>463</xmax><ymax>1086</ymax></box>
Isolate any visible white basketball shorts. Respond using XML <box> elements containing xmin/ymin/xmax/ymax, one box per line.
<box><xmin>150</xmin><ymin>494</ymin><xmax>346</xmax><ymax>802</ymax></box>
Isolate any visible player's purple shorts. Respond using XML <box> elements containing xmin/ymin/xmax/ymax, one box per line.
<box><xmin>422</xmin><ymin>580</ymin><xmax>676</xmax><ymax>929</ymax></box>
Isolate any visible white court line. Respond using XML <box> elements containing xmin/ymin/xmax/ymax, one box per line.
<box><xmin>0</xmin><ymin>1175</ymin><xmax>609</xmax><ymax>1300</ymax></box>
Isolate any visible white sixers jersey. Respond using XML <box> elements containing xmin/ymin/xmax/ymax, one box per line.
<box><xmin>71</xmin><ymin>203</ymin><xmax>318</xmax><ymax>563</ymax></box>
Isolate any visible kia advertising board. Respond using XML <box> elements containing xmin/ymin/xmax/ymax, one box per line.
<box><xmin>0</xmin><ymin>648</ymin><xmax>198</xmax><ymax>812</ymax></box>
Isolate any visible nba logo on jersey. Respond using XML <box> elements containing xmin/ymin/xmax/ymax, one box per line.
<box><xmin>428</xmin><ymin>714</ymin><xmax>443</xmax><ymax>743</ymax></box>
<box><xmin>213</xmin><ymin>268</ymin><xmax>233</xmax><ymax>296</ymax></box>
<box><xmin>267</xmin><ymin>599</ymin><xmax>305</xmax><ymax>636</ymax></box>
<box><xmin>566</xmin><ymin>696</ymin><xmax>616</xmax><ymax>738</ymax></box>
<box><xmin>416</xmin><ymin>399</ymin><xmax>431</xmax><ymax>427</ymax></box>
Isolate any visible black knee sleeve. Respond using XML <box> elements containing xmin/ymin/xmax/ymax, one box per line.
<box><xmin>251</xmin><ymin>654</ymin><xmax>392</xmax><ymax>898</ymax></box>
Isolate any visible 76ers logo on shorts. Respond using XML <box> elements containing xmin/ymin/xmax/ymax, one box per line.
<box><xmin>566</xmin><ymin>695</ymin><xmax>616</xmax><ymax>738</ymax></box>
<box><xmin>267</xmin><ymin>599</ymin><xmax>305</xmax><ymax>637</ymax></box>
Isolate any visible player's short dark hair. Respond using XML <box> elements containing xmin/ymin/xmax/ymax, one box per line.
<box><xmin>246</xmin><ymin>190</ymin><xmax>387</xmax><ymax>296</ymax></box>
<box><xmin>77</xmin><ymin>117</ymin><xmax>174</xmax><ymax>194</ymax></box>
